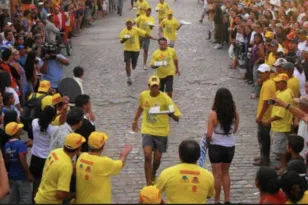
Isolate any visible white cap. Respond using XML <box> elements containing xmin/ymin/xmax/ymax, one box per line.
<box><xmin>7</xmin><ymin>22</ymin><xmax>12</xmax><ymax>26</ymax></box>
<box><xmin>38</xmin><ymin>2</ymin><xmax>44</xmax><ymax>5</ymax></box>
<box><xmin>273</xmin><ymin>58</ymin><xmax>288</xmax><ymax>67</ymax></box>
<box><xmin>47</xmin><ymin>13</ymin><xmax>53</xmax><ymax>17</ymax></box>
<box><xmin>258</xmin><ymin>64</ymin><xmax>271</xmax><ymax>73</ymax></box>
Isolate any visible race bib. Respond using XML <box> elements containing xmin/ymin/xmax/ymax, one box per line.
<box><xmin>146</xmin><ymin>112</ymin><xmax>157</xmax><ymax>124</ymax></box>
<box><xmin>129</xmin><ymin>37</ymin><xmax>135</xmax><ymax>44</ymax></box>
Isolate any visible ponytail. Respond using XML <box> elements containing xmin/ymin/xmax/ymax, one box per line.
<box><xmin>38</xmin><ymin>106</ymin><xmax>57</xmax><ymax>132</ymax></box>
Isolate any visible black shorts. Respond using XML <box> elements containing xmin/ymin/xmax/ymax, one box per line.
<box><xmin>142</xmin><ymin>134</ymin><xmax>168</xmax><ymax>153</ymax></box>
<box><xmin>124</xmin><ymin>51</ymin><xmax>140</xmax><ymax>66</ymax></box>
<box><xmin>160</xmin><ymin>75</ymin><xmax>174</xmax><ymax>92</ymax></box>
<box><xmin>208</xmin><ymin>144</ymin><xmax>235</xmax><ymax>163</ymax></box>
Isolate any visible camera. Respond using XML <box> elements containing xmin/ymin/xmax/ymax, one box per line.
<box><xmin>41</xmin><ymin>43</ymin><xmax>59</xmax><ymax>60</ymax></box>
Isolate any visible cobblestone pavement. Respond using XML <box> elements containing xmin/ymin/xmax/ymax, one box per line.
<box><xmin>63</xmin><ymin>0</ymin><xmax>263</xmax><ymax>203</ymax></box>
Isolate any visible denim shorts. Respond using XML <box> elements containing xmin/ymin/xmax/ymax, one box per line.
<box><xmin>142</xmin><ymin>134</ymin><xmax>168</xmax><ymax>153</ymax></box>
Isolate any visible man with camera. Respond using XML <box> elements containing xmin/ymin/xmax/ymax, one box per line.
<box><xmin>40</xmin><ymin>43</ymin><xmax>70</xmax><ymax>91</ymax></box>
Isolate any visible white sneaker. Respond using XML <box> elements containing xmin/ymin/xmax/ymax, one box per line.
<box><xmin>143</xmin><ymin>65</ymin><xmax>147</xmax><ymax>70</ymax></box>
<box><xmin>214</xmin><ymin>44</ymin><xmax>222</xmax><ymax>49</ymax></box>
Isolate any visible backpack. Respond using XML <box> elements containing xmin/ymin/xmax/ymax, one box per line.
<box><xmin>20</xmin><ymin>93</ymin><xmax>47</xmax><ymax>132</ymax></box>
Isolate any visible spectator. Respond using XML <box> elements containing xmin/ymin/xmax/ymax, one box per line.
<box><xmin>156</xmin><ymin>139</ymin><xmax>215</xmax><ymax>203</ymax></box>
<box><xmin>0</xmin><ymin>151</ymin><xmax>9</xmax><ymax>200</ymax></box>
<box><xmin>23</xmin><ymin>51</ymin><xmax>39</xmax><ymax>97</ymax></box>
<box><xmin>206</xmin><ymin>87</ymin><xmax>239</xmax><ymax>204</ymax></box>
<box><xmin>34</xmin><ymin>133</ymin><xmax>86</xmax><ymax>204</ymax></box>
<box><xmin>73</xmin><ymin>66</ymin><xmax>84</xmax><ymax>94</ymax></box>
<box><xmin>50</xmin><ymin>93</ymin><xmax>69</xmax><ymax>126</ymax></box>
<box><xmin>2</xmin><ymin>92</ymin><xmax>19</xmax><ymax>118</ymax></box>
<box><xmin>280</xmin><ymin>62</ymin><xmax>300</xmax><ymax>99</ymax></box>
<box><xmin>45</xmin><ymin>14</ymin><xmax>60</xmax><ymax>43</ymax></box>
<box><xmin>74</xmin><ymin>131</ymin><xmax>132</xmax><ymax>203</ymax></box>
<box><xmin>255</xmin><ymin>166</ymin><xmax>286</xmax><ymax>204</ymax></box>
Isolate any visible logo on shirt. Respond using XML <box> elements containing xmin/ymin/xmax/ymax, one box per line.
<box><xmin>145</xmin><ymin>101</ymin><xmax>150</xmax><ymax>108</ymax></box>
<box><xmin>192</xmin><ymin>177</ymin><xmax>199</xmax><ymax>184</ymax></box>
<box><xmin>85</xmin><ymin>174</ymin><xmax>89</xmax><ymax>180</ymax></box>
<box><xmin>181</xmin><ymin>175</ymin><xmax>189</xmax><ymax>183</ymax></box>
<box><xmin>85</xmin><ymin>166</ymin><xmax>91</xmax><ymax>172</ymax></box>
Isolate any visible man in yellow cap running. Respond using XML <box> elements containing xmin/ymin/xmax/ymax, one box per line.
<box><xmin>159</xmin><ymin>10</ymin><xmax>182</xmax><ymax>47</ymax></box>
<box><xmin>74</xmin><ymin>131</ymin><xmax>132</xmax><ymax>203</ymax></box>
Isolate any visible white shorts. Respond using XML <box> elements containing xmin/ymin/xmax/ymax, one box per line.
<box><xmin>272</xmin><ymin>131</ymin><xmax>288</xmax><ymax>154</ymax></box>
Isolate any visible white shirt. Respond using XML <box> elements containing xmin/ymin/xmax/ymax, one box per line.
<box><xmin>31</xmin><ymin>119</ymin><xmax>58</xmax><ymax>158</ymax></box>
<box><xmin>203</xmin><ymin>0</ymin><xmax>208</xmax><ymax>9</ymax></box>
<box><xmin>298</xmin><ymin>41</ymin><xmax>308</xmax><ymax>52</ymax></box>
<box><xmin>293</xmin><ymin>68</ymin><xmax>306</xmax><ymax>96</ymax></box>
<box><xmin>50</xmin><ymin>123</ymin><xmax>73</xmax><ymax>151</ymax></box>
<box><xmin>73</xmin><ymin>77</ymin><xmax>84</xmax><ymax>94</ymax></box>
<box><xmin>250</xmin><ymin>31</ymin><xmax>265</xmax><ymax>44</ymax></box>
<box><xmin>57</xmin><ymin>13</ymin><xmax>63</xmax><ymax>29</ymax></box>
<box><xmin>5</xmin><ymin>87</ymin><xmax>20</xmax><ymax>106</ymax></box>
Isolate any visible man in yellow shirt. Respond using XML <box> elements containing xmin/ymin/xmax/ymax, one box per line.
<box><xmin>254</xmin><ymin>64</ymin><xmax>276</xmax><ymax>166</ymax></box>
<box><xmin>155</xmin><ymin>0</ymin><xmax>169</xmax><ymax>23</ymax></box>
<box><xmin>74</xmin><ymin>132</ymin><xmax>132</xmax><ymax>203</ymax></box>
<box><xmin>132</xmin><ymin>76</ymin><xmax>182</xmax><ymax>185</ymax></box>
<box><xmin>119</xmin><ymin>18</ymin><xmax>156</xmax><ymax>85</ymax></box>
<box><xmin>150</xmin><ymin>37</ymin><xmax>180</xmax><ymax>98</ymax></box>
<box><xmin>263</xmin><ymin>73</ymin><xmax>293</xmax><ymax>174</ymax></box>
<box><xmin>159</xmin><ymin>10</ymin><xmax>182</xmax><ymax>48</ymax></box>
<box><xmin>156</xmin><ymin>140</ymin><xmax>215</xmax><ymax>203</ymax></box>
<box><xmin>135</xmin><ymin>0</ymin><xmax>149</xmax><ymax>17</ymax></box>
<box><xmin>265</xmin><ymin>40</ymin><xmax>279</xmax><ymax>70</ymax></box>
<box><xmin>134</xmin><ymin>8</ymin><xmax>155</xmax><ymax>70</ymax></box>
<box><xmin>34</xmin><ymin>133</ymin><xmax>86</xmax><ymax>204</ymax></box>
<box><xmin>51</xmin><ymin>93</ymin><xmax>70</xmax><ymax>126</ymax></box>
<box><xmin>280</xmin><ymin>62</ymin><xmax>300</xmax><ymax>98</ymax></box>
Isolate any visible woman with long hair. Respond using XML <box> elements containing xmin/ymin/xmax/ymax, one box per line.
<box><xmin>29</xmin><ymin>106</ymin><xmax>58</xmax><ymax>196</ymax></box>
<box><xmin>255</xmin><ymin>167</ymin><xmax>286</xmax><ymax>204</ymax></box>
<box><xmin>206</xmin><ymin>88</ymin><xmax>239</xmax><ymax>204</ymax></box>
<box><xmin>24</xmin><ymin>51</ymin><xmax>38</xmax><ymax>97</ymax></box>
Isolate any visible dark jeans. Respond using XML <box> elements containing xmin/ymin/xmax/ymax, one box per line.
<box><xmin>257</xmin><ymin>124</ymin><xmax>271</xmax><ymax>163</ymax></box>
<box><xmin>214</xmin><ymin>24</ymin><xmax>223</xmax><ymax>44</ymax></box>
<box><xmin>246</xmin><ymin>55</ymin><xmax>253</xmax><ymax>82</ymax></box>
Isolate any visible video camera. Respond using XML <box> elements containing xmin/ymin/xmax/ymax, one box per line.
<box><xmin>41</xmin><ymin>43</ymin><xmax>59</xmax><ymax>60</ymax></box>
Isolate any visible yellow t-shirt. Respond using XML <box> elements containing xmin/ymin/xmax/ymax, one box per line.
<box><xmin>51</xmin><ymin>115</ymin><xmax>61</xmax><ymax>126</ymax></box>
<box><xmin>35</xmin><ymin>148</ymin><xmax>73</xmax><ymax>204</ymax></box>
<box><xmin>120</xmin><ymin>27</ymin><xmax>147</xmax><ymax>52</ymax></box>
<box><xmin>256</xmin><ymin>79</ymin><xmax>276</xmax><ymax>121</ymax></box>
<box><xmin>156</xmin><ymin>163</ymin><xmax>215</xmax><ymax>204</ymax></box>
<box><xmin>160</xmin><ymin>18</ymin><xmax>179</xmax><ymax>41</ymax></box>
<box><xmin>155</xmin><ymin>2</ymin><xmax>169</xmax><ymax>20</ymax></box>
<box><xmin>75</xmin><ymin>153</ymin><xmax>123</xmax><ymax>204</ymax></box>
<box><xmin>150</xmin><ymin>47</ymin><xmax>178</xmax><ymax>79</ymax></box>
<box><xmin>135</xmin><ymin>0</ymin><xmax>149</xmax><ymax>16</ymax></box>
<box><xmin>286</xmin><ymin>190</ymin><xmax>308</xmax><ymax>204</ymax></box>
<box><xmin>265</xmin><ymin>52</ymin><xmax>276</xmax><ymax>70</ymax></box>
<box><xmin>140</xmin><ymin>90</ymin><xmax>182</xmax><ymax>137</ymax></box>
<box><xmin>134</xmin><ymin>15</ymin><xmax>155</xmax><ymax>35</ymax></box>
<box><xmin>271</xmin><ymin>88</ymin><xmax>293</xmax><ymax>132</ymax></box>
<box><xmin>288</xmin><ymin>76</ymin><xmax>300</xmax><ymax>98</ymax></box>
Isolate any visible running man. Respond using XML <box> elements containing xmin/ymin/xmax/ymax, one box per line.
<box><xmin>155</xmin><ymin>0</ymin><xmax>169</xmax><ymax>23</ymax></box>
<box><xmin>132</xmin><ymin>76</ymin><xmax>182</xmax><ymax>186</ymax></box>
<box><xmin>120</xmin><ymin>18</ymin><xmax>156</xmax><ymax>85</ymax></box>
<box><xmin>150</xmin><ymin>37</ymin><xmax>180</xmax><ymax>98</ymax></box>
<box><xmin>159</xmin><ymin>10</ymin><xmax>182</xmax><ymax>48</ymax></box>
<box><xmin>134</xmin><ymin>7</ymin><xmax>155</xmax><ymax>70</ymax></box>
<box><xmin>135</xmin><ymin>0</ymin><xmax>149</xmax><ymax>17</ymax></box>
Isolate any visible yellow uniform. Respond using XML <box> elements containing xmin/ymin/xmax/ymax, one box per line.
<box><xmin>256</xmin><ymin>79</ymin><xmax>276</xmax><ymax>121</ymax></box>
<box><xmin>136</xmin><ymin>0</ymin><xmax>149</xmax><ymax>16</ymax></box>
<box><xmin>135</xmin><ymin>15</ymin><xmax>155</xmax><ymax>35</ymax></box>
<box><xmin>156</xmin><ymin>163</ymin><xmax>215</xmax><ymax>204</ymax></box>
<box><xmin>34</xmin><ymin>148</ymin><xmax>73</xmax><ymax>204</ymax></box>
<box><xmin>150</xmin><ymin>47</ymin><xmax>178</xmax><ymax>79</ymax></box>
<box><xmin>288</xmin><ymin>76</ymin><xmax>300</xmax><ymax>98</ymax></box>
<box><xmin>140</xmin><ymin>90</ymin><xmax>182</xmax><ymax>137</ymax></box>
<box><xmin>120</xmin><ymin>27</ymin><xmax>147</xmax><ymax>52</ymax></box>
<box><xmin>287</xmin><ymin>191</ymin><xmax>308</xmax><ymax>204</ymax></box>
<box><xmin>155</xmin><ymin>2</ymin><xmax>169</xmax><ymax>20</ymax></box>
<box><xmin>160</xmin><ymin>18</ymin><xmax>179</xmax><ymax>41</ymax></box>
<box><xmin>75</xmin><ymin>153</ymin><xmax>123</xmax><ymax>204</ymax></box>
<box><xmin>271</xmin><ymin>88</ymin><xmax>293</xmax><ymax>132</ymax></box>
<box><xmin>265</xmin><ymin>52</ymin><xmax>276</xmax><ymax>70</ymax></box>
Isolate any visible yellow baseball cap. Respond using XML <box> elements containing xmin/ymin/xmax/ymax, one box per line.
<box><xmin>126</xmin><ymin>18</ymin><xmax>133</xmax><ymax>23</ymax></box>
<box><xmin>139</xmin><ymin>186</ymin><xmax>161</xmax><ymax>204</ymax></box>
<box><xmin>41</xmin><ymin>95</ymin><xmax>53</xmax><ymax>110</ymax></box>
<box><xmin>167</xmin><ymin>9</ymin><xmax>173</xmax><ymax>15</ymax></box>
<box><xmin>52</xmin><ymin>93</ymin><xmax>63</xmax><ymax>105</ymax></box>
<box><xmin>88</xmin><ymin>131</ymin><xmax>109</xmax><ymax>149</ymax></box>
<box><xmin>5</xmin><ymin>122</ymin><xmax>24</xmax><ymax>136</ymax></box>
<box><xmin>38</xmin><ymin>80</ymin><xmax>51</xmax><ymax>93</ymax></box>
<box><xmin>265</xmin><ymin>31</ymin><xmax>274</xmax><ymax>39</ymax></box>
<box><xmin>64</xmin><ymin>133</ymin><xmax>86</xmax><ymax>149</ymax></box>
<box><xmin>148</xmin><ymin>76</ymin><xmax>160</xmax><ymax>87</ymax></box>
<box><xmin>273</xmin><ymin>73</ymin><xmax>289</xmax><ymax>82</ymax></box>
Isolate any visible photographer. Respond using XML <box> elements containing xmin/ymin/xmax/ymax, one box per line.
<box><xmin>40</xmin><ymin>43</ymin><xmax>69</xmax><ymax>91</ymax></box>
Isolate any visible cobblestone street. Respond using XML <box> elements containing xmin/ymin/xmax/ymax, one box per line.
<box><xmin>64</xmin><ymin>0</ymin><xmax>261</xmax><ymax>203</ymax></box>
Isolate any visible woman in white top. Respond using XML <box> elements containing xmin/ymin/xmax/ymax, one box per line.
<box><xmin>29</xmin><ymin>106</ymin><xmax>58</xmax><ymax>195</ymax></box>
<box><xmin>206</xmin><ymin>88</ymin><xmax>239</xmax><ymax>204</ymax></box>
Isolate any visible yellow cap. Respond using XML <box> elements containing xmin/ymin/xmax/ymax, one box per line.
<box><xmin>41</xmin><ymin>95</ymin><xmax>53</xmax><ymax>110</ymax></box>
<box><xmin>265</xmin><ymin>31</ymin><xmax>274</xmax><ymax>39</ymax></box>
<box><xmin>88</xmin><ymin>131</ymin><xmax>109</xmax><ymax>149</ymax></box>
<box><xmin>167</xmin><ymin>9</ymin><xmax>173</xmax><ymax>15</ymax></box>
<box><xmin>5</xmin><ymin>122</ymin><xmax>24</xmax><ymax>136</ymax></box>
<box><xmin>126</xmin><ymin>18</ymin><xmax>133</xmax><ymax>23</ymax></box>
<box><xmin>38</xmin><ymin>80</ymin><xmax>51</xmax><ymax>93</ymax></box>
<box><xmin>52</xmin><ymin>93</ymin><xmax>63</xmax><ymax>105</ymax></box>
<box><xmin>64</xmin><ymin>133</ymin><xmax>86</xmax><ymax>149</ymax></box>
<box><xmin>273</xmin><ymin>73</ymin><xmax>289</xmax><ymax>82</ymax></box>
<box><xmin>148</xmin><ymin>76</ymin><xmax>160</xmax><ymax>87</ymax></box>
<box><xmin>139</xmin><ymin>186</ymin><xmax>161</xmax><ymax>204</ymax></box>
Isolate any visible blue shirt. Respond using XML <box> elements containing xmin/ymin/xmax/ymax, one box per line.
<box><xmin>19</xmin><ymin>56</ymin><xmax>26</xmax><ymax>67</ymax></box>
<box><xmin>42</xmin><ymin>54</ymin><xmax>67</xmax><ymax>88</ymax></box>
<box><xmin>4</xmin><ymin>139</ymin><xmax>28</xmax><ymax>180</ymax></box>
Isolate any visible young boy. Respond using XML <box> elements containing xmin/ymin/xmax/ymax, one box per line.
<box><xmin>73</xmin><ymin>66</ymin><xmax>84</xmax><ymax>94</ymax></box>
<box><xmin>285</xmin><ymin>135</ymin><xmax>305</xmax><ymax>173</ymax></box>
<box><xmin>4</xmin><ymin>122</ymin><xmax>33</xmax><ymax>204</ymax></box>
